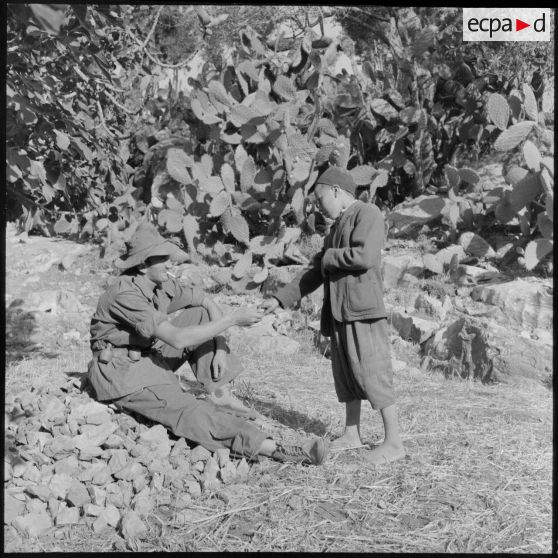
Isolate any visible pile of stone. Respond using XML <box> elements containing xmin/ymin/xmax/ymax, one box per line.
<box><xmin>4</xmin><ymin>379</ymin><xmax>252</xmax><ymax>541</ymax></box>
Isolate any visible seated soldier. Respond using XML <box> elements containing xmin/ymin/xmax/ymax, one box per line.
<box><xmin>87</xmin><ymin>222</ymin><xmax>327</xmax><ymax>465</ymax></box>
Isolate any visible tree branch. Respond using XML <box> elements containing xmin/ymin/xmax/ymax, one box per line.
<box><xmin>142</xmin><ymin>6</ymin><xmax>163</xmax><ymax>49</ymax></box>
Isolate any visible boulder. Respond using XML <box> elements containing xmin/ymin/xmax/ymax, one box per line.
<box><xmin>73</xmin><ymin>422</ymin><xmax>118</xmax><ymax>450</ymax></box>
<box><xmin>414</xmin><ymin>293</ymin><xmax>452</xmax><ymax>322</ymax></box>
<box><xmin>113</xmin><ymin>462</ymin><xmax>146</xmax><ymax>482</ymax></box>
<box><xmin>66</xmin><ymin>480</ymin><xmax>91</xmax><ymax>508</ymax></box>
<box><xmin>99</xmin><ymin>504</ymin><xmax>120</xmax><ymax>528</ymax></box>
<box><xmin>471</xmin><ymin>279</ymin><xmax>552</xmax><ymax>330</ymax></box>
<box><xmin>214</xmin><ymin>448</ymin><xmax>230</xmax><ymax>468</ymax></box>
<box><xmin>386</xmin><ymin>195</ymin><xmax>449</xmax><ymax>237</ymax></box>
<box><xmin>261</xmin><ymin>265</ymin><xmax>303</xmax><ymax>296</ymax></box>
<box><xmin>108</xmin><ymin>449</ymin><xmax>129</xmax><ymax>475</ymax></box>
<box><xmin>185</xmin><ymin>479</ymin><xmax>202</xmax><ymax>498</ymax></box>
<box><xmin>132</xmin><ymin>488</ymin><xmax>153</xmax><ymax>518</ymax></box>
<box><xmin>87</xmin><ymin>486</ymin><xmax>107</xmax><ymax>507</ymax></box>
<box><xmin>236</xmin><ymin>458</ymin><xmax>251</xmax><ymax>483</ymax></box>
<box><xmin>4</xmin><ymin>493</ymin><xmax>26</xmax><ymax>524</ymax></box>
<box><xmin>388</xmin><ymin>310</ymin><xmax>439</xmax><ymax>344</ymax></box>
<box><xmin>434</xmin><ymin>244</ymin><xmax>467</xmax><ymax>266</ymax></box>
<box><xmin>24</xmin><ymin>484</ymin><xmax>51</xmax><ymax>503</ymax></box>
<box><xmin>120</xmin><ymin>511</ymin><xmax>147</xmax><ymax>541</ymax></box>
<box><xmin>44</xmin><ymin>436</ymin><xmax>75</xmax><ymax>459</ymax></box>
<box><xmin>54</xmin><ymin>455</ymin><xmax>80</xmax><ymax>477</ymax></box>
<box><xmin>56</xmin><ymin>504</ymin><xmax>81</xmax><ymax>526</ymax></box>
<box><xmin>137</xmin><ymin>424</ymin><xmax>172</xmax><ymax>457</ymax></box>
<box><xmin>189</xmin><ymin>445</ymin><xmax>212</xmax><ymax>464</ymax></box>
<box><xmin>219</xmin><ymin>462</ymin><xmax>238</xmax><ymax>485</ymax></box>
<box><xmin>84</xmin><ymin>504</ymin><xmax>104</xmax><ymax>517</ymax></box>
<box><xmin>422</xmin><ymin>316</ymin><xmax>552</xmax><ymax>385</ymax></box>
<box><xmin>49</xmin><ymin>473</ymin><xmax>74</xmax><ymax>500</ymax></box>
<box><xmin>27</xmin><ymin>498</ymin><xmax>48</xmax><ymax>515</ymax></box>
<box><xmin>382</xmin><ymin>254</ymin><xmax>425</xmax><ymax>289</ymax></box>
<box><xmin>13</xmin><ymin>512</ymin><xmax>53</xmax><ymax>538</ymax></box>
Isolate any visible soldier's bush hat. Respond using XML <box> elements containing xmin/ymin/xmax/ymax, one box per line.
<box><xmin>116</xmin><ymin>222</ymin><xmax>182</xmax><ymax>271</ymax></box>
<box><xmin>309</xmin><ymin>167</ymin><xmax>356</xmax><ymax>197</ymax></box>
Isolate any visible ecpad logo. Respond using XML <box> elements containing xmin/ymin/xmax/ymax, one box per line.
<box><xmin>463</xmin><ymin>8</ymin><xmax>551</xmax><ymax>42</ymax></box>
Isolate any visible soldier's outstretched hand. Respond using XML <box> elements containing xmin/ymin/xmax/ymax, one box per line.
<box><xmin>232</xmin><ymin>307</ymin><xmax>264</xmax><ymax>327</ymax></box>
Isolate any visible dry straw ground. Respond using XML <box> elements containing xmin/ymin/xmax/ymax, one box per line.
<box><xmin>5</xmin><ymin>326</ymin><xmax>553</xmax><ymax>553</ymax></box>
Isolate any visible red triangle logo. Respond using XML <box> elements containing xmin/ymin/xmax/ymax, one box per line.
<box><xmin>516</xmin><ymin>19</ymin><xmax>530</xmax><ymax>31</ymax></box>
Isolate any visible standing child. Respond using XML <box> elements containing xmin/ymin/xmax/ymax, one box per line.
<box><xmin>261</xmin><ymin>167</ymin><xmax>405</xmax><ymax>464</ymax></box>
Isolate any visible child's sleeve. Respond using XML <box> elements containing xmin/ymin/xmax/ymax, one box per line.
<box><xmin>273</xmin><ymin>250</ymin><xmax>325</xmax><ymax>309</ymax></box>
<box><xmin>321</xmin><ymin>205</ymin><xmax>384</xmax><ymax>272</ymax></box>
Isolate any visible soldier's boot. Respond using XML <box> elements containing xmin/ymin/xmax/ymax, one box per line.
<box><xmin>271</xmin><ymin>438</ymin><xmax>329</xmax><ymax>466</ymax></box>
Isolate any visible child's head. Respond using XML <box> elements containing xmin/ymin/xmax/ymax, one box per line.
<box><xmin>310</xmin><ymin>167</ymin><xmax>356</xmax><ymax>220</ymax></box>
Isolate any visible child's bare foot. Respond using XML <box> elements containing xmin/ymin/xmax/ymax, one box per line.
<box><xmin>330</xmin><ymin>433</ymin><xmax>366</xmax><ymax>452</ymax></box>
<box><xmin>365</xmin><ymin>441</ymin><xmax>405</xmax><ymax>464</ymax></box>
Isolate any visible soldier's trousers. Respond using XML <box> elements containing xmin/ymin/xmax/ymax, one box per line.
<box><xmin>113</xmin><ymin>306</ymin><xmax>268</xmax><ymax>460</ymax></box>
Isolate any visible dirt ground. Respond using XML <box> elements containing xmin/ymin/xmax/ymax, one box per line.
<box><xmin>4</xmin><ymin>225</ymin><xmax>553</xmax><ymax>553</ymax></box>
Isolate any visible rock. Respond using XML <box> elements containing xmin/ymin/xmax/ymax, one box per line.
<box><xmin>114</xmin><ymin>462</ymin><xmax>146</xmax><ymax>482</ymax></box>
<box><xmin>458</xmin><ymin>232</ymin><xmax>496</xmax><ymax>258</ymax></box>
<box><xmin>21</xmin><ymin>463</ymin><xmax>42</xmax><ymax>483</ymax></box>
<box><xmin>261</xmin><ymin>265</ymin><xmax>304</xmax><ymax>296</ymax></box>
<box><xmin>49</xmin><ymin>474</ymin><xmax>74</xmax><ymax>500</ymax></box>
<box><xmin>26</xmin><ymin>431</ymin><xmax>53</xmax><ymax>452</ymax></box>
<box><xmin>87</xmin><ymin>486</ymin><xmax>106</xmax><ymax>507</ymax></box>
<box><xmin>66</xmin><ymin>480</ymin><xmax>91</xmax><ymax>508</ymax></box>
<box><xmin>219</xmin><ymin>462</ymin><xmax>238</xmax><ymax>485</ymax></box>
<box><xmin>434</xmin><ymin>245</ymin><xmax>467</xmax><ymax>266</ymax></box>
<box><xmin>84</xmin><ymin>504</ymin><xmax>104</xmax><ymax>517</ymax></box>
<box><xmin>387</xmin><ymin>195</ymin><xmax>449</xmax><ymax>238</ymax></box>
<box><xmin>105</xmin><ymin>483</ymin><xmax>124</xmax><ymax>509</ymax></box>
<box><xmin>59</xmin><ymin>254</ymin><xmax>75</xmax><ymax>271</ymax></box>
<box><xmin>54</xmin><ymin>455</ymin><xmax>80</xmax><ymax>477</ymax></box>
<box><xmin>92</xmin><ymin>517</ymin><xmax>110</xmax><ymax>533</ymax></box>
<box><xmin>414</xmin><ymin>293</ymin><xmax>451</xmax><ymax>322</ymax></box>
<box><xmin>185</xmin><ymin>479</ymin><xmax>202</xmax><ymax>498</ymax></box>
<box><xmin>121</xmin><ymin>511</ymin><xmax>147</xmax><ymax>540</ymax></box>
<box><xmin>107</xmin><ymin>449</ymin><xmax>129</xmax><ymax>475</ymax></box>
<box><xmin>381</xmin><ymin>254</ymin><xmax>425</xmax><ymax>289</ymax></box>
<box><xmin>99</xmin><ymin>504</ymin><xmax>120</xmax><ymax>528</ymax></box>
<box><xmin>26</xmin><ymin>290</ymin><xmax>59</xmax><ymax>313</ymax></box>
<box><xmin>92</xmin><ymin>467</ymin><xmax>112</xmax><ymax>487</ymax></box>
<box><xmin>85</xmin><ymin>411</ymin><xmax>112</xmax><ymax>425</ymax></box>
<box><xmin>102</xmin><ymin>434</ymin><xmax>125</xmax><ymax>449</ymax></box>
<box><xmin>214</xmin><ymin>448</ymin><xmax>230</xmax><ymax>468</ymax></box>
<box><xmin>132</xmin><ymin>488</ymin><xmax>153</xmax><ymax>518</ymax></box>
<box><xmin>138</xmin><ymin>424</ymin><xmax>172</xmax><ymax>457</ymax></box>
<box><xmin>27</xmin><ymin>498</ymin><xmax>48</xmax><ymax>515</ymax></box>
<box><xmin>44</xmin><ymin>436</ymin><xmax>75</xmax><ymax>459</ymax></box>
<box><xmin>389</xmin><ymin>310</ymin><xmax>439</xmax><ymax>344</ymax></box>
<box><xmin>533</xmin><ymin>328</ymin><xmax>552</xmax><ymax>346</ymax></box>
<box><xmin>132</xmin><ymin>473</ymin><xmax>148</xmax><ymax>494</ymax></box>
<box><xmin>58</xmin><ymin>290</ymin><xmax>82</xmax><ymax>313</ymax></box>
<box><xmin>13</xmin><ymin>512</ymin><xmax>53</xmax><ymax>538</ymax></box>
<box><xmin>40</xmin><ymin>396</ymin><xmax>66</xmax><ymax>423</ymax></box>
<box><xmin>252</xmin><ymin>334</ymin><xmax>301</xmax><ymax>355</ymax></box>
<box><xmin>422</xmin><ymin>316</ymin><xmax>552</xmax><ymax>385</ymax></box>
<box><xmin>471</xmin><ymin>279</ymin><xmax>552</xmax><ymax>330</ymax></box>
<box><xmin>236</xmin><ymin>458</ymin><xmax>251</xmax><ymax>483</ymax></box>
<box><xmin>4</xmin><ymin>493</ymin><xmax>26</xmax><ymax>524</ymax></box>
<box><xmin>189</xmin><ymin>445</ymin><xmax>212</xmax><ymax>464</ymax></box>
<box><xmin>56</xmin><ymin>504</ymin><xmax>81</xmax><ymax>526</ymax></box>
<box><xmin>70</xmin><ymin>401</ymin><xmax>109</xmax><ymax>422</ymax></box>
<box><xmin>74</xmin><ymin>422</ymin><xmax>118</xmax><ymax>450</ymax></box>
<box><xmin>24</xmin><ymin>484</ymin><xmax>51</xmax><ymax>502</ymax></box>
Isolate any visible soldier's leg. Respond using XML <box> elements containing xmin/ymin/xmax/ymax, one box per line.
<box><xmin>114</xmin><ymin>384</ymin><xmax>267</xmax><ymax>459</ymax></box>
<box><xmin>113</xmin><ymin>384</ymin><xmax>328</xmax><ymax>465</ymax></box>
<box><xmin>158</xmin><ymin>306</ymin><xmax>258</xmax><ymax>418</ymax></box>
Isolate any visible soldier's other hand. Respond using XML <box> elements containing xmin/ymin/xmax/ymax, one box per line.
<box><xmin>232</xmin><ymin>307</ymin><xmax>263</xmax><ymax>327</ymax></box>
<box><xmin>259</xmin><ymin>298</ymin><xmax>279</xmax><ymax>315</ymax></box>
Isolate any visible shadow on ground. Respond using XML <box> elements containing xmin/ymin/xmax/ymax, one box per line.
<box><xmin>5</xmin><ymin>299</ymin><xmax>59</xmax><ymax>365</ymax></box>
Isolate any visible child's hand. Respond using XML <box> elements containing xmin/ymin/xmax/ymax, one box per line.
<box><xmin>259</xmin><ymin>298</ymin><xmax>279</xmax><ymax>315</ymax></box>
